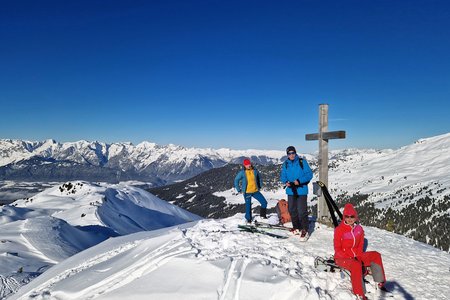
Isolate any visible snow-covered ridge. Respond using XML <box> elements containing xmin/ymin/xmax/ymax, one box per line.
<box><xmin>0</xmin><ymin>181</ymin><xmax>201</xmax><ymax>298</ymax></box>
<box><xmin>327</xmin><ymin>132</ymin><xmax>450</xmax><ymax>198</ymax></box>
<box><xmin>6</xmin><ymin>181</ymin><xmax>201</xmax><ymax>233</ymax></box>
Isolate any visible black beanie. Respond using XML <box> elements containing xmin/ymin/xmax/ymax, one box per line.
<box><xmin>286</xmin><ymin>146</ymin><xmax>296</xmax><ymax>154</ymax></box>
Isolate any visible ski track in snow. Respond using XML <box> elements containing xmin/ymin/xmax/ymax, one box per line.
<box><xmin>24</xmin><ymin>241</ymin><xmax>141</xmax><ymax>299</ymax></box>
<box><xmin>0</xmin><ymin>276</ymin><xmax>20</xmax><ymax>299</ymax></box>
<box><xmin>219</xmin><ymin>258</ymin><xmax>250</xmax><ymax>300</ymax></box>
<box><xmin>83</xmin><ymin>237</ymin><xmax>195</xmax><ymax>299</ymax></box>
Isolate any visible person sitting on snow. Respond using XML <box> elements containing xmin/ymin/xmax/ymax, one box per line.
<box><xmin>334</xmin><ymin>203</ymin><xmax>387</xmax><ymax>300</ymax></box>
<box><xmin>234</xmin><ymin>158</ymin><xmax>267</xmax><ymax>223</ymax></box>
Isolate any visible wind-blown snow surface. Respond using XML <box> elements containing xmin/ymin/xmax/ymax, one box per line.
<box><xmin>8</xmin><ymin>215</ymin><xmax>450</xmax><ymax>300</ymax></box>
<box><xmin>0</xmin><ymin>182</ymin><xmax>201</xmax><ymax>298</ymax></box>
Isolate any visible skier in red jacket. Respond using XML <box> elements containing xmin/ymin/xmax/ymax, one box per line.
<box><xmin>334</xmin><ymin>203</ymin><xmax>387</xmax><ymax>300</ymax></box>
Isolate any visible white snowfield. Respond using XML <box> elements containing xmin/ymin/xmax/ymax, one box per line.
<box><xmin>8</xmin><ymin>215</ymin><xmax>450</xmax><ymax>300</ymax></box>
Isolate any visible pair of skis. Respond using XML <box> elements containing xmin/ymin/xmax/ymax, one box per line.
<box><xmin>238</xmin><ymin>221</ymin><xmax>290</xmax><ymax>239</ymax></box>
<box><xmin>315</xmin><ymin>256</ymin><xmax>393</xmax><ymax>299</ymax></box>
<box><xmin>253</xmin><ymin>220</ymin><xmax>291</xmax><ymax>231</ymax></box>
<box><xmin>314</xmin><ymin>256</ymin><xmax>348</xmax><ymax>275</ymax></box>
<box><xmin>238</xmin><ymin>220</ymin><xmax>310</xmax><ymax>241</ymax></box>
<box><xmin>237</xmin><ymin>224</ymin><xmax>288</xmax><ymax>239</ymax></box>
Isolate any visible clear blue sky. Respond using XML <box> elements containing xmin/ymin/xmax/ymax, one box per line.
<box><xmin>1</xmin><ymin>0</ymin><xmax>449</xmax><ymax>153</ymax></box>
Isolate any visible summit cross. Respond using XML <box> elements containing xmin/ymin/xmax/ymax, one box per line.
<box><xmin>306</xmin><ymin>104</ymin><xmax>346</xmax><ymax>224</ymax></box>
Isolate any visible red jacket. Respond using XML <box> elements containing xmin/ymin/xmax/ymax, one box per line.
<box><xmin>334</xmin><ymin>203</ymin><xmax>364</xmax><ymax>259</ymax></box>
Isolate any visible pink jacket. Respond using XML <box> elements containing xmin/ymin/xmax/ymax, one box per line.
<box><xmin>334</xmin><ymin>204</ymin><xmax>364</xmax><ymax>259</ymax></box>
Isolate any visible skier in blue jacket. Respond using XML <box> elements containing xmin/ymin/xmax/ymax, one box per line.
<box><xmin>280</xmin><ymin>146</ymin><xmax>313</xmax><ymax>240</ymax></box>
<box><xmin>234</xmin><ymin>158</ymin><xmax>268</xmax><ymax>223</ymax></box>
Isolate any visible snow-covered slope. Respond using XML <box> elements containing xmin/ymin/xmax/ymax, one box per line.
<box><xmin>0</xmin><ymin>182</ymin><xmax>201</xmax><ymax>298</ymax></box>
<box><xmin>327</xmin><ymin>133</ymin><xmax>450</xmax><ymax>200</ymax></box>
<box><xmin>9</xmin><ymin>215</ymin><xmax>450</xmax><ymax>300</ymax></box>
<box><xmin>0</xmin><ymin>139</ymin><xmax>286</xmax><ymax>183</ymax></box>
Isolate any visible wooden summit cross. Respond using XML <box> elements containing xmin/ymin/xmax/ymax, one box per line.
<box><xmin>305</xmin><ymin>104</ymin><xmax>346</xmax><ymax>224</ymax></box>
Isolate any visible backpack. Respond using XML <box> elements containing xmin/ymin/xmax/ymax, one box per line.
<box><xmin>284</xmin><ymin>157</ymin><xmax>304</xmax><ymax>169</ymax></box>
<box><xmin>275</xmin><ymin>199</ymin><xmax>291</xmax><ymax>224</ymax></box>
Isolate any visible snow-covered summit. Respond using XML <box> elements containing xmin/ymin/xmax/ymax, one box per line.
<box><xmin>8</xmin><ymin>215</ymin><xmax>450</xmax><ymax>300</ymax></box>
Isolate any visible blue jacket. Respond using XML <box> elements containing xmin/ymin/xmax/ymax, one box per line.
<box><xmin>280</xmin><ymin>155</ymin><xmax>313</xmax><ymax>196</ymax></box>
<box><xmin>234</xmin><ymin>168</ymin><xmax>262</xmax><ymax>193</ymax></box>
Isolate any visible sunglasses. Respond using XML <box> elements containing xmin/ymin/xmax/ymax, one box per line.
<box><xmin>287</xmin><ymin>152</ymin><xmax>296</xmax><ymax>155</ymax></box>
<box><xmin>345</xmin><ymin>215</ymin><xmax>356</xmax><ymax>219</ymax></box>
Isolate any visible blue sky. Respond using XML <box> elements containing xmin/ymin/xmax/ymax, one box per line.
<box><xmin>1</xmin><ymin>0</ymin><xmax>449</xmax><ymax>153</ymax></box>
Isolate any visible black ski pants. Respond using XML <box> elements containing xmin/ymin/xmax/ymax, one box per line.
<box><xmin>288</xmin><ymin>195</ymin><xmax>308</xmax><ymax>231</ymax></box>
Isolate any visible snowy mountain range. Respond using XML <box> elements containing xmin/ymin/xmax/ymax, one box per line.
<box><xmin>1</xmin><ymin>181</ymin><xmax>450</xmax><ymax>299</ymax></box>
<box><xmin>0</xmin><ymin>139</ymin><xmax>285</xmax><ymax>184</ymax></box>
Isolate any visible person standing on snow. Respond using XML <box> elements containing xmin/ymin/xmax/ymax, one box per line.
<box><xmin>234</xmin><ymin>158</ymin><xmax>268</xmax><ymax>223</ymax></box>
<box><xmin>334</xmin><ymin>203</ymin><xmax>387</xmax><ymax>300</ymax></box>
<box><xmin>280</xmin><ymin>145</ymin><xmax>313</xmax><ymax>239</ymax></box>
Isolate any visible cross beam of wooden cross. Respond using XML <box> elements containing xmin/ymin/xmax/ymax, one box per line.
<box><xmin>305</xmin><ymin>104</ymin><xmax>346</xmax><ymax>224</ymax></box>
<box><xmin>305</xmin><ymin>131</ymin><xmax>346</xmax><ymax>141</ymax></box>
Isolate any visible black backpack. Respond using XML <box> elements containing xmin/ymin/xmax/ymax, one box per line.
<box><xmin>284</xmin><ymin>157</ymin><xmax>304</xmax><ymax>170</ymax></box>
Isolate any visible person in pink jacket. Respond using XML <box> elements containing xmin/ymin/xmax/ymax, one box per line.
<box><xmin>334</xmin><ymin>203</ymin><xmax>387</xmax><ymax>300</ymax></box>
